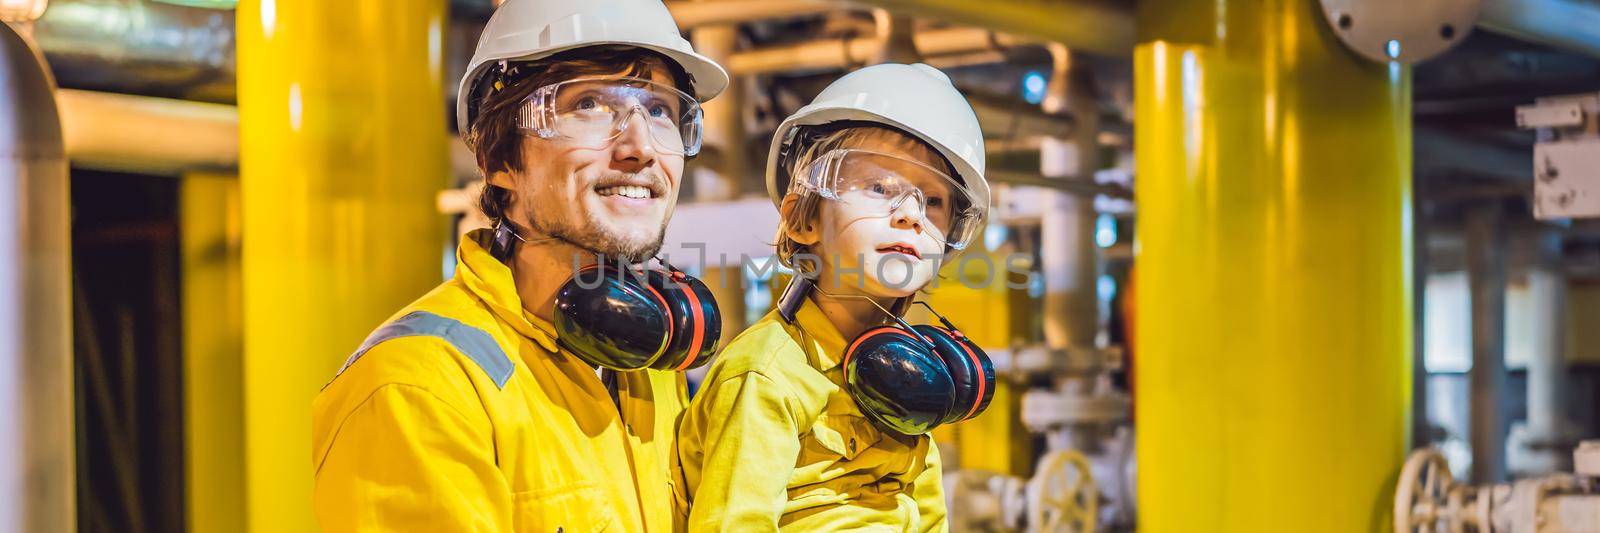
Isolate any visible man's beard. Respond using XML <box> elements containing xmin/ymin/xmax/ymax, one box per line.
<box><xmin>526</xmin><ymin>206</ymin><xmax>666</xmax><ymax>264</ymax></box>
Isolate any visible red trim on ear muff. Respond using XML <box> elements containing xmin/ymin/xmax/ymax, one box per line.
<box><xmin>638</xmin><ymin>278</ymin><xmax>675</xmax><ymax>360</ymax></box>
<box><xmin>671</xmin><ymin>278</ymin><xmax>707</xmax><ymax>371</ymax></box>
<box><xmin>843</xmin><ymin>326</ymin><xmax>907</xmax><ymax>367</ymax></box>
<box><xmin>935</xmin><ymin>326</ymin><xmax>987</xmax><ymax>421</ymax></box>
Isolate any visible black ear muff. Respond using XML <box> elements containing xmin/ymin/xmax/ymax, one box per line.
<box><xmin>842</xmin><ymin>326</ymin><xmax>955</xmax><ymax>436</ymax></box>
<box><xmin>552</xmin><ymin>264</ymin><xmax>672</xmax><ymax>370</ymax></box>
<box><xmin>918</xmin><ymin>325</ymin><xmax>995</xmax><ymax>424</ymax></box>
<box><xmin>643</xmin><ymin>269</ymin><xmax>722</xmax><ymax>371</ymax></box>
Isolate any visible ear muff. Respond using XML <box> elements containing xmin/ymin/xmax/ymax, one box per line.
<box><xmin>642</xmin><ymin>269</ymin><xmax>723</xmax><ymax>371</ymax></box>
<box><xmin>919</xmin><ymin>326</ymin><xmax>995</xmax><ymax>424</ymax></box>
<box><xmin>842</xmin><ymin>326</ymin><xmax>955</xmax><ymax>436</ymax></box>
<box><xmin>552</xmin><ymin>264</ymin><xmax>673</xmax><ymax>371</ymax></box>
<box><xmin>839</xmin><ymin>322</ymin><xmax>997</xmax><ymax>436</ymax></box>
<box><xmin>552</xmin><ymin>263</ymin><xmax>723</xmax><ymax>372</ymax></box>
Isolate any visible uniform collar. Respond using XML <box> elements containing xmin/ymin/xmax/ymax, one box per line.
<box><xmin>455</xmin><ymin>229</ymin><xmax>561</xmax><ymax>353</ymax></box>
<box><xmin>791</xmin><ymin>296</ymin><xmax>848</xmax><ymax>372</ymax></box>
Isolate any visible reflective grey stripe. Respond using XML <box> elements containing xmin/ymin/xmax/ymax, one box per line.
<box><xmin>337</xmin><ymin>310</ymin><xmax>514</xmax><ymax>389</ymax></box>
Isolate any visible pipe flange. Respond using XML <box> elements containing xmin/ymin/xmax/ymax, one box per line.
<box><xmin>1318</xmin><ymin>0</ymin><xmax>1479</xmax><ymax>64</ymax></box>
<box><xmin>1008</xmin><ymin>344</ymin><xmax>1124</xmax><ymax>377</ymax></box>
<box><xmin>1576</xmin><ymin>440</ymin><xmax>1600</xmax><ymax>478</ymax></box>
<box><xmin>1020</xmin><ymin>391</ymin><xmax>1129</xmax><ymax>430</ymax></box>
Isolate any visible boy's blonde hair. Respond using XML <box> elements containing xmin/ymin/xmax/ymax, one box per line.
<box><xmin>774</xmin><ymin>123</ymin><xmax>953</xmax><ymax>274</ymax></box>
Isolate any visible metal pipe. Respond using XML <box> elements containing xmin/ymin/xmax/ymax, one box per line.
<box><xmin>1039</xmin><ymin>43</ymin><xmax>1099</xmax><ymax>351</ymax></box>
<box><xmin>726</xmin><ymin>35</ymin><xmax>882</xmax><ymax>75</ymax></box>
<box><xmin>1515</xmin><ymin>229</ymin><xmax>1570</xmax><ymax>475</ymax></box>
<box><xmin>0</xmin><ymin>21</ymin><xmax>75</xmax><ymax>533</ymax></box>
<box><xmin>1524</xmin><ymin>232</ymin><xmax>1566</xmax><ymax>436</ymax></box>
<box><xmin>56</xmin><ymin>88</ymin><xmax>237</xmax><ymax>175</ymax></box>
<box><xmin>978</xmin><ymin>107</ymin><xmax>1134</xmax><ymax>149</ymax></box>
<box><xmin>727</xmin><ymin>28</ymin><xmax>1080</xmax><ymax>146</ymax></box>
<box><xmin>844</xmin><ymin>0</ymin><xmax>1134</xmax><ymax>57</ymax></box>
<box><xmin>726</xmin><ymin>26</ymin><xmax>1029</xmax><ymax>75</ymax></box>
<box><xmin>1033</xmin><ymin>41</ymin><xmax>1119</xmax><ymax>524</ymax></box>
<box><xmin>986</xmin><ymin>169</ymin><xmax>1131</xmax><ymax>199</ymax></box>
<box><xmin>28</xmin><ymin>0</ymin><xmax>847</xmax><ymax>102</ymax></box>
<box><xmin>1466</xmin><ymin>200</ymin><xmax>1508</xmax><ymax>484</ymax></box>
<box><xmin>666</xmin><ymin>0</ymin><xmax>842</xmax><ymax>27</ymax></box>
<box><xmin>1412</xmin><ymin>163</ymin><xmax>1432</xmax><ymax>455</ymax></box>
<box><xmin>691</xmin><ymin>16</ymin><xmax>746</xmax><ymax>200</ymax></box>
<box><xmin>1479</xmin><ymin>0</ymin><xmax>1600</xmax><ymax>58</ymax></box>
<box><xmin>871</xmin><ymin>9</ymin><xmax>919</xmax><ymax>64</ymax></box>
<box><xmin>689</xmin><ymin>0</ymin><xmax>749</xmax><ymax>352</ymax></box>
<box><xmin>52</xmin><ymin>88</ymin><xmax>1098</xmax><ymax>184</ymax></box>
<box><xmin>31</xmin><ymin>0</ymin><xmax>236</xmax><ymax>101</ymax></box>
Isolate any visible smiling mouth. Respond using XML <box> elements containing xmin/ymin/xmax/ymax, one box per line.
<box><xmin>595</xmin><ymin>184</ymin><xmax>659</xmax><ymax>200</ymax></box>
<box><xmin>877</xmin><ymin>243</ymin><xmax>921</xmax><ymax>259</ymax></box>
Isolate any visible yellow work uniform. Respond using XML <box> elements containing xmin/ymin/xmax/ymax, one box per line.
<box><xmin>312</xmin><ymin>229</ymin><xmax>686</xmax><ymax>532</ymax></box>
<box><xmin>675</xmin><ymin>297</ymin><xmax>947</xmax><ymax>532</ymax></box>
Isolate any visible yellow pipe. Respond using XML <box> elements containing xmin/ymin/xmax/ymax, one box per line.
<box><xmin>1134</xmin><ymin>0</ymin><xmax>1412</xmax><ymax>530</ymax></box>
<box><xmin>236</xmin><ymin>1</ymin><xmax>448</xmax><ymax>530</ymax></box>
<box><xmin>180</xmin><ymin>172</ymin><xmax>244</xmax><ymax>533</ymax></box>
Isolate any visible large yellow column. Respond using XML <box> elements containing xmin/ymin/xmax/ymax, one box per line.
<box><xmin>236</xmin><ymin>1</ymin><xmax>448</xmax><ymax>530</ymax></box>
<box><xmin>1134</xmin><ymin>0</ymin><xmax>1412</xmax><ymax>530</ymax></box>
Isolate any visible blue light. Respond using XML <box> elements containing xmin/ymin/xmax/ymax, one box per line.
<box><xmin>1095</xmin><ymin>213</ymin><xmax>1118</xmax><ymax>248</ymax></box>
<box><xmin>1027</xmin><ymin>273</ymin><xmax>1045</xmax><ymax>299</ymax></box>
<box><xmin>1385</xmin><ymin>40</ymin><xmax>1401</xmax><ymax>59</ymax></box>
<box><xmin>1022</xmin><ymin>71</ymin><xmax>1047</xmax><ymax>105</ymax></box>
<box><xmin>1098</xmin><ymin>274</ymin><xmax>1116</xmax><ymax>302</ymax></box>
<box><xmin>984</xmin><ymin>224</ymin><xmax>1009</xmax><ymax>252</ymax></box>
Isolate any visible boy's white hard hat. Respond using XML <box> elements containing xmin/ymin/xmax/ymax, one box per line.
<box><xmin>765</xmin><ymin>63</ymin><xmax>989</xmax><ymax>221</ymax></box>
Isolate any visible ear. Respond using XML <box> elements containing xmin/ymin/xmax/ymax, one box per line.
<box><xmin>486</xmin><ymin>169</ymin><xmax>516</xmax><ymax>190</ymax></box>
<box><xmin>779</xmin><ymin>194</ymin><xmax>821</xmax><ymax>246</ymax></box>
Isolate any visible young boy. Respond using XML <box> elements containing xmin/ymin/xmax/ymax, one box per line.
<box><xmin>675</xmin><ymin>63</ymin><xmax>991</xmax><ymax>531</ymax></box>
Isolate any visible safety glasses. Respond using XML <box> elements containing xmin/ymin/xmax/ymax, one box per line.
<box><xmin>791</xmin><ymin>148</ymin><xmax>985</xmax><ymax>250</ymax></box>
<box><xmin>517</xmin><ymin>76</ymin><xmax>704</xmax><ymax>156</ymax></box>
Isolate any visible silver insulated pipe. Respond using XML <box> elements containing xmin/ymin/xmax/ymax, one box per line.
<box><xmin>0</xmin><ymin>21</ymin><xmax>74</xmax><ymax>533</ymax></box>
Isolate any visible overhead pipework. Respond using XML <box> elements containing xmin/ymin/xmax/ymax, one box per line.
<box><xmin>30</xmin><ymin>0</ymin><xmax>236</xmax><ymax>101</ymax></box>
<box><xmin>0</xmin><ymin>19</ymin><xmax>75</xmax><ymax>533</ymax></box>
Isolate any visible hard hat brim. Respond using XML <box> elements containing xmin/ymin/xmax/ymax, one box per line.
<box><xmin>455</xmin><ymin>40</ymin><xmax>729</xmax><ymax>136</ymax></box>
<box><xmin>765</xmin><ymin>107</ymin><xmax>990</xmax><ymax>222</ymax></box>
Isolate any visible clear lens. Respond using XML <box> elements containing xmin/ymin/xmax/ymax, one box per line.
<box><xmin>518</xmin><ymin>77</ymin><xmax>703</xmax><ymax>156</ymax></box>
<box><xmin>794</xmin><ymin>149</ymin><xmax>984</xmax><ymax>249</ymax></box>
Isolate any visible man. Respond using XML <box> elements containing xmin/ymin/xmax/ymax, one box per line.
<box><xmin>310</xmin><ymin>0</ymin><xmax>727</xmax><ymax>530</ymax></box>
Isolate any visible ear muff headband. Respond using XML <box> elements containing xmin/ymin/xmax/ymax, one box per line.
<box><xmin>843</xmin><ymin>326</ymin><xmax>907</xmax><ymax>367</ymax></box>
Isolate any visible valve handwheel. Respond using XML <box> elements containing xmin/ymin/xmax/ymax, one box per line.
<box><xmin>1394</xmin><ymin>448</ymin><xmax>1455</xmax><ymax>532</ymax></box>
<box><xmin>1028</xmin><ymin>450</ymin><xmax>1098</xmax><ymax>533</ymax></box>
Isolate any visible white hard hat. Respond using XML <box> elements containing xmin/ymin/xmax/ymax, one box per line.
<box><xmin>456</xmin><ymin>0</ymin><xmax>730</xmax><ymax>135</ymax></box>
<box><xmin>766</xmin><ymin>63</ymin><xmax>989</xmax><ymax>222</ymax></box>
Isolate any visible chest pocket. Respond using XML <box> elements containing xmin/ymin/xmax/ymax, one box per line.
<box><xmin>513</xmin><ymin>483</ymin><xmax>618</xmax><ymax>533</ymax></box>
<box><xmin>805</xmin><ymin>412</ymin><xmax>884</xmax><ymax>461</ymax></box>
